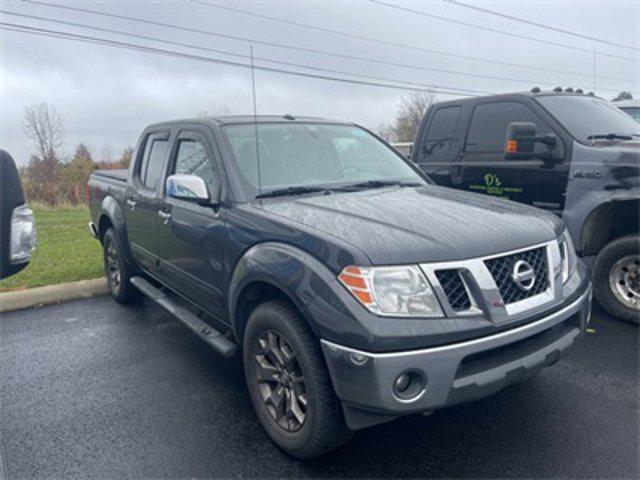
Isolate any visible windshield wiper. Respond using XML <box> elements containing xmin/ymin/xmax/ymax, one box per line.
<box><xmin>254</xmin><ymin>185</ymin><xmax>328</xmax><ymax>199</ymax></box>
<box><xmin>338</xmin><ymin>180</ymin><xmax>423</xmax><ymax>190</ymax></box>
<box><xmin>587</xmin><ymin>133</ymin><xmax>634</xmax><ymax>141</ymax></box>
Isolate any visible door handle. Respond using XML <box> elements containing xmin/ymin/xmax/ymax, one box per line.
<box><xmin>158</xmin><ymin>210</ymin><xmax>172</xmax><ymax>224</ymax></box>
<box><xmin>126</xmin><ymin>198</ymin><xmax>137</xmax><ymax>210</ymax></box>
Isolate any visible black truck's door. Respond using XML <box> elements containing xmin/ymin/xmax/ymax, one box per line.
<box><xmin>156</xmin><ymin>129</ymin><xmax>227</xmax><ymax>320</ymax></box>
<box><xmin>125</xmin><ymin>131</ymin><xmax>170</xmax><ymax>272</ymax></box>
<box><xmin>414</xmin><ymin>105</ymin><xmax>463</xmax><ymax>187</ymax></box>
<box><xmin>456</xmin><ymin>101</ymin><xmax>568</xmax><ymax>213</ymax></box>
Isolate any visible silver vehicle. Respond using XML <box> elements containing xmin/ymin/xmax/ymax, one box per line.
<box><xmin>615</xmin><ymin>100</ymin><xmax>640</xmax><ymax>123</ymax></box>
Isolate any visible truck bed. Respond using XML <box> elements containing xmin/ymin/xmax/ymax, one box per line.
<box><xmin>92</xmin><ymin>169</ymin><xmax>128</xmax><ymax>182</ymax></box>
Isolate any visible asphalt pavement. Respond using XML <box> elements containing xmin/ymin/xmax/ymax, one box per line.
<box><xmin>1</xmin><ymin>295</ymin><xmax>638</xmax><ymax>478</ymax></box>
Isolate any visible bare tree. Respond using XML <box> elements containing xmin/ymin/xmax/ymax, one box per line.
<box><xmin>23</xmin><ymin>102</ymin><xmax>64</xmax><ymax>163</ymax></box>
<box><xmin>391</xmin><ymin>91</ymin><xmax>435</xmax><ymax>142</ymax></box>
<box><xmin>612</xmin><ymin>91</ymin><xmax>633</xmax><ymax>102</ymax></box>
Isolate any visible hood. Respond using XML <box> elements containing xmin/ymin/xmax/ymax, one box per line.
<box><xmin>256</xmin><ymin>185</ymin><xmax>564</xmax><ymax>265</ymax></box>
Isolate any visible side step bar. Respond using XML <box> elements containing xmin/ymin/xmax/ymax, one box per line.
<box><xmin>130</xmin><ymin>276</ymin><xmax>238</xmax><ymax>358</ymax></box>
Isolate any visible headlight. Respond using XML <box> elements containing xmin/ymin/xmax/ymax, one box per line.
<box><xmin>338</xmin><ymin>265</ymin><xmax>443</xmax><ymax>317</ymax></box>
<box><xmin>10</xmin><ymin>205</ymin><xmax>37</xmax><ymax>263</ymax></box>
<box><xmin>559</xmin><ymin>229</ymin><xmax>576</xmax><ymax>284</ymax></box>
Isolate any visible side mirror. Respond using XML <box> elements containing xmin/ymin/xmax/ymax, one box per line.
<box><xmin>166</xmin><ymin>174</ymin><xmax>217</xmax><ymax>205</ymax></box>
<box><xmin>0</xmin><ymin>150</ymin><xmax>37</xmax><ymax>279</ymax></box>
<box><xmin>505</xmin><ymin>122</ymin><xmax>557</xmax><ymax>160</ymax></box>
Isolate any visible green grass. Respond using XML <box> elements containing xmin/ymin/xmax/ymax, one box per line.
<box><xmin>0</xmin><ymin>204</ymin><xmax>104</xmax><ymax>291</ymax></box>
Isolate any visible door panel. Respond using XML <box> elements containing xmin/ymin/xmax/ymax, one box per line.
<box><xmin>156</xmin><ymin>131</ymin><xmax>227</xmax><ymax>319</ymax></box>
<box><xmin>126</xmin><ymin>132</ymin><xmax>170</xmax><ymax>271</ymax></box>
<box><xmin>415</xmin><ymin>105</ymin><xmax>463</xmax><ymax>188</ymax></box>
<box><xmin>458</xmin><ymin>101</ymin><xmax>568</xmax><ymax>213</ymax></box>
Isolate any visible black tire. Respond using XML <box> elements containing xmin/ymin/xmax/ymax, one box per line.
<box><xmin>593</xmin><ymin>235</ymin><xmax>640</xmax><ymax>325</ymax></box>
<box><xmin>243</xmin><ymin>300</ymin><xmax>352</xmax><ymax>459</ymax></box>
<box><xmin>102</xmin><ymin>228</ymin><xmax>141</xmax><ymax>304</ymax></box>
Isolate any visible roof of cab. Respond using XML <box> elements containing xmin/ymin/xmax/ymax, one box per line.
<box><xmin>145</xmin><ymin>115</ymin><xmax>352</xmax><ymax>130</ymax></box>
<box><xmin>430</xmin><ymin>90</ymin><xmax>604</xmax><ymax>108</ymax></box>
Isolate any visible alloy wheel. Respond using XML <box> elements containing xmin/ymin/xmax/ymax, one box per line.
<box><xmin>254</xmin><ymin>330</ymin><xmax>307</xmax><ymax>432</ymax></box>
<box><xmin>106</xmin><ymin>240</ymin><xmax>122</xmax><ymax>295</ymax></box>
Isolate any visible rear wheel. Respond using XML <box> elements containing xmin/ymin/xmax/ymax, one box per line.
<box><xmin>593</xmin><ymin>235</ymin><xmax>640</xmax><ymax>325</ymax></box>
<box><xmin>243</xmin><ymin>300</ymin><xmax>352</xmax><ymax>459</ymax></box>
<box><xmin>102</xmin><ymin>228</ymin><xmax>141</xmax><ymax>304</ymax></box>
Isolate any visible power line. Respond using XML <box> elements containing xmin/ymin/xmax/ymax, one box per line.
<box><xmin>0</xmin><ymin>11</ymin><xmax>492</xmax><ymax>95</ymax></box>
<box><xmin>21</xmin><ymin>0</ymin><xmax>635</xmax><ymax>86</ymax></box>
<box><xmin>8</xmin><ymin>10</ymin><xmax>622</xmax><ymax>95</ymax></box>
<box><xmin>194</xmin><ymin>0</ymin><xmax>637</xmax><ymax>63</ymax></box>
<box><xmin>442</xmin><ymin>0</ymin><xmax>639</xmax><ymax>53</ymax></box>
<box><xmin>368</xmin><ymin>0</ymin><xmax>638</xmax><ymax>62</ymax></box>
<box><xmin>0</xmin><ymin>22</ymin><xmax>483</xmax><ymax>96</ymax></box>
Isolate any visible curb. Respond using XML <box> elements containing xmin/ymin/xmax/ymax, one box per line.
<box><xmin>0</xmin><ymin>278</ymin><xmax>109</xmax><ymax>313</ymax></box>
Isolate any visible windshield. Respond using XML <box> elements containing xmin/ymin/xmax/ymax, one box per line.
<box><xmin>222</xmin><ymin>123</ymin><xmax>425</xmax><ymax>196</ymax></box>
<box><xmin>619</xmin><ymin>107</ymin><xmax>640</xmax><ymax>123</ymax></box>
<box><xmin>536</xmin><ymin>95</ymin><xmax>640</xmax><ymax>143</ymax></box>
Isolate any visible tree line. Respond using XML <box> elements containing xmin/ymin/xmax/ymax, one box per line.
<box><xmin>21</xmin><ymin>103</ymin><xmax>133</xmax><ymax>205</ymax></box>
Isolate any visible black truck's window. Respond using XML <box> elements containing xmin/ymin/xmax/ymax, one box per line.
<box><xmin>417</xmin><ymin>106</ymin><xmax>461</xmax><ymax>161</ymax></box>
<box><xmin>142</xmin><ymin>139</ymin><xmax>169</xmax><ymax>190</ymax></box>
<box><xmin>173</xmin><ymin>140</ymin><xmax>216</xmax><ymax>185</ymax></box>
<box><xmin>465</xmin><ymin>102</ymin><xmax>548</xmax><ymax>153</ymax></box>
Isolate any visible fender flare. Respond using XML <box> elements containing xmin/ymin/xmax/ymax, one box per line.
<box><xmin>565</xmin><ymin>190</ymin><xmax>640</xmax><ymax>255</ymax></box>
<box><xmin>228</xmin><ymin>242</ymin><xmax>339</xmax><ymax>341</ymax></box>
<box><xmin>98</xmin><ymin>196</ymin><xmax>137</xmax><ymax>269</ymax></box>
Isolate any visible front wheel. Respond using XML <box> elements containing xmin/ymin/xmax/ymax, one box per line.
<box><xmin>243</xmin><ymin>300</ymin><xmax>352</xmax><ymax>459</ymax></box>
<box><xmin>593</xmin><ymin>235</ymin><xmax>640</xmax><ymax>325</ymax></box>
<box><xmin>102</xmin><ymin>228</ymin><xmax>141</xmax><ymax>304</ymax></box>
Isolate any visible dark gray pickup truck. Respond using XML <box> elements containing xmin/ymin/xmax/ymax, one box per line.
<box><xmin>88</xmin><ymin>116</ymin><xmax>591</xmax><ymax>458</ymax></box>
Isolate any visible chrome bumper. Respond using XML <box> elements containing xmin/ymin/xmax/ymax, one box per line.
<box><xmin>321</xmin><ymin>286</ymin><xmax>592</xmax><ymax>430</ymax></box>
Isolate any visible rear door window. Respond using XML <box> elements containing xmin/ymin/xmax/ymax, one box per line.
<box><xmin>141</xmin><ymin>138</ymin><xmax>169</xmax><ymax>190</ymax></box>
<box><xmin>421</xmin><ymin>106</ymin><xmax>461</xmax><ymax>156</ymax></box>
<box><xmin>465</xmin><ymin>102</ymin><xmax>549</xmax><ymax>154</ymax></box>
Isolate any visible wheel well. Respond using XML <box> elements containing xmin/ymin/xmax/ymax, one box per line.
<box><xmin>580</xmin><ymin>200</ymin><xmax>639</xmax><ymax>255</ymax></box>
<box><xmin>233</xmin><ymin>281</ymin><xmax>299</xmax><ymax>343</ymax></box>
<box><xmin>97</xmin><ymin>215</ymin><xmax>114</xmax><ymax>243</ymax></box>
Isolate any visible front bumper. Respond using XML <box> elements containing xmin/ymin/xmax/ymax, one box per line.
<box><xmin>320</xmin><ymin>285</ymin><xmax>592</xmax><ymax>430</ymax></box>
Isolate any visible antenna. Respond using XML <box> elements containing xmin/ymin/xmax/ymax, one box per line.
<box><xmin>250</xmin><ymin>45</ymin><xmax>262</xmax><ymax>195</ymax></box>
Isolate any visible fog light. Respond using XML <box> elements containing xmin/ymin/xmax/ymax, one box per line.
<box><xmin>395</xmin><ymin>373</ymin><xmax>411</xmax><ymax>393</ymax></box>
<box><xmin>393</xmin><ymin>370</ymin><xmax>426</xmax><ymax>401</ymax></box>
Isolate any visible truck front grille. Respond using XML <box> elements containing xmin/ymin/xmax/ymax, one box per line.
<box><xmin>484</xmin><ymin>246</ymin><xmax>549</xmax><ymax>304</ymax></box>
<box><xmin>435</xmin><ymin>269</ymin><xmax>472</xmax><ymax>311</ymax></box>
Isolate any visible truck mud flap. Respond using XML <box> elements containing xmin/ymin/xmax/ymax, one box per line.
<box><xmin>130</xmin><ymin>276</ymin><xmax>238</xmax><ymax>358</ymax></box>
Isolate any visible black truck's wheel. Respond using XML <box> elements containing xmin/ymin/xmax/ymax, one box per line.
<box><xmin>243</xmin><ymin>300</ymin><xmax>352</xmax><ymax>459</ymax></box>
<box><xmin>593</xmin><ymin>235</ymin><xmax>640</xmax><ymax>325</ymax></box>
<box><xmin>102</xmin><ymin>228</ymin><xmax>141</xmax><ymax>304</ymax></box>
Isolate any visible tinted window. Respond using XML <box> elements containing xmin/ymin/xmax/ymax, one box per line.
<box><xmin>465</xmin><ymin>102</ymin><xmax>549</xmax><ymax>153</ymax></box>
<box><xmin>620</xmin><ymin>107</ymin><xmax>640</xmax><ymax>123</ymax></box>
<box><xmin>419</xmin><ymin>106</ymin><xmax>461</xmax><ymax>160</ymax></box>
<box><xmin>142</xmin><ymin>139</ymin><xmax>169</xmax><ymax>190</ymax></box>
<box><xmin>173</xmin><ymin>140</ymin><xmax>216</xmax><ymax>185</ymax></box>
<box><xmin>537</xmin><ymin>96</ymin><xmax>639</xmax><ymax>142</ymax></box>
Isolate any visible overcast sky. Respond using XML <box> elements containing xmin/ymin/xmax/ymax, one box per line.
<box><xmin>1</xmin><ymin>0</ymin><xmax>638</xmax><ymax>165</ymax></box>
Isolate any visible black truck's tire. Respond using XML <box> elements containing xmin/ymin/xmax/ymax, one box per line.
<box><xmin>102</xmin><ymin>228</ymin><xmax>141</xmax><ymax>304</ymax></box>
<box><xmin>593</xmin><ymin>235</ymin><xmax>640</xmax><ymax>325</ymax></box>
<box><xmin>243</xmin><ymin>300</ymin><xmax>352</xmax><ymax>459</ymax></box>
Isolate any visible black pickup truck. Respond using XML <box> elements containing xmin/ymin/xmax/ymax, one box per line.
<box><xmin>88</xmin><ymin>116</ymin><xmax>591</xmax><ymax>458</ymax></box>
<box><xmin>414</xmin><ymin>91</ymin><xmax>639</xmax><ymax>324</ymax></box>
